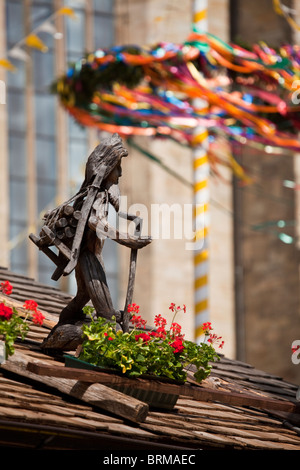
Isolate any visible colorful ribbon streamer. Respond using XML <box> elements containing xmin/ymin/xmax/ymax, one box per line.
<box><xmin>53</xmin><ymin>31</ymin><xmax>300</xmax><ymax>152</ymax></box>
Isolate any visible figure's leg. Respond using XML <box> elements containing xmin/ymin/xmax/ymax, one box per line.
<box><xmin>79</xmin><ymin>249</ymin><xmax>120</xmax><ymax>323</ymax></box>
<box><xmin>57</xmin><ymin>265</ymin><xmax>90</xmax><ymax>325</ymax></box>
<box><xmin>41</xmin><ymin>266</ymin><xmax>90</xmax><ymax>350</ymax></box>
<box><xmin>42</xmin><ymin>250</ymin><xmax>121</xmax><ymax>350</ymax></box>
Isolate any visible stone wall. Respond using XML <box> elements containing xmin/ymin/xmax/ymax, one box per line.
<box><xmin>232</xmin><ymin>0</ymin><xmax>300</xmax><ymax>383</ymax></box>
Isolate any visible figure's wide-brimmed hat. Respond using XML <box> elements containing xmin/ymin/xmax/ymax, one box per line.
<box><xmin>82</xmin><ymin>133</ymin><xmax>128</xmax><ymax>188</ymax></box>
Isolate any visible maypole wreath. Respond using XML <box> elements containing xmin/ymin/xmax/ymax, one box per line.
<box><xmin>52</xmin><ymin>30</ymin><xmax>300</xmax><ymax>153</ymax></box>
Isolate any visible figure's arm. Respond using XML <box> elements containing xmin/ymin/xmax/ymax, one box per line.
<box><xmin>118</xmin><ymin>211</ymin><xmax>140</xmax><ymax>222</ymax></box>
<box><xmin>88</xmin><ymin>215</ymin><xmax>151</xmax><ymax>249</ymax></box>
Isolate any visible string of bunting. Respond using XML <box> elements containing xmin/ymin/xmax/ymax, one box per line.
<box><xmin>0</xmin><ymin>6</ymin><xmax>76</xmax><ymax>71</ymax></box>
<box><xmin>52</xmin><ymin>28</ymin><xmax>300</xmax><ymax>154</ymax></box>
<box><xmin>273</xmin><ymin>0</ymin><xmax>300</xmax><ymax>32</ymax></box>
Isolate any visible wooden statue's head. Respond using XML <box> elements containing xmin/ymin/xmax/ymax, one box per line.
<box><xmin>83</xmin><ymin>133</ymin><xmax>128</xmax><ymax>186</ymax></box>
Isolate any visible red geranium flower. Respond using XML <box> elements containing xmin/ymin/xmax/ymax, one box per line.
<box><xmin>154</xmin><ymin>314</ymin><xmax>167</xmax><ymax>328</ymax></box>
<box><xmin>104</xmin><ymin>332</ymin><xmax>114</xmax><ymax>341</ymax></box>
<box><xmin>0</xmin><ymin>281</ymin><xmax>13</xmax><ymax>296</ymax></box>
<box><xmin>208</xmin><ymin>333</ymin><xmax>224</xmax><ymax>349</ymax></box>
<box><xmin>32</xmin><ymin>310</ymin><xmax>45</xmax><ymax>326</ymax></box>
<box><xmin>170</xmin><ymin>322</ymin><xmax>182</xmax><ymax>335</ymax></box>
<box><xmin>23</xmin><ymin>300</ymin><xmax>38</xmax><ymax>312</ymax></box>
<box><xmin>155</xmin><ymin>326</ymin><xmax>167</xmax><ymax>339</ymax></box>
<box><xmin>23</xmin><ymin>300</ymin><xmax>44</xmax><ymax>326</ymax></box>
<box><xmin>202</xmin><ymin>322</ymin><xmax>212</xmax><ymax>334</ymax></box>
<box><xmin>127</xmin><ymin>303</ymin><xmax>140</xmax><ymax>314</ymax></box>
<box><xmin>135</xmin><ymin>332</ymin><xmax>151</xmax><ymax>343</ymax></box>
<box><xmin>130</xmin><ymin>314</ymin><xmax>147</xmax><ymax>329</ymax></box>
<box><xmin>0</xmin><ymin>303</ymin><xmax>13</xmax><ymax>321</ymax></box>
<box><xmin>169</xmin><ymin>338</ymin><xmax>185</xmax><ymax>354</ymax></box>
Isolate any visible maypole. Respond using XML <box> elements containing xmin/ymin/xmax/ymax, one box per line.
<box><xmin>193</xmin><ymin>0</ymin><xmax>210</xmax><ymax>342</ymax></box>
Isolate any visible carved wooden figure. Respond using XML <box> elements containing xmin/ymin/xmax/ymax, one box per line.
<box><xmin>29</xmin><ymin>134</ymin><xmax>151</xmax><ymax>350</ymax></box>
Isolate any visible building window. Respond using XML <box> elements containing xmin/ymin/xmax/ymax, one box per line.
<box><xmin>5</xmin><ymin>0</ymin><xmax>117</xmax><ymax>302</ymax></box>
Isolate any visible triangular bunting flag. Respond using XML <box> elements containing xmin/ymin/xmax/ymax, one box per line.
<box><xmin>8</xmin><ymin>47</ymin><xmax>29</xmax><ymax>61</ymax></box>
<box><xmin>0</xmin><ymin>58</ymin><xmax>16</xmax><ymax>72</ymax></box>
<box><xmin>58</xmin><ymin>7</ymin><xmax>77</xmax><ymax>19</ymax></box>
<box><xmin>25</xmin><ymin>34</ymin><xmax>48</xmax><ymax>52</ymax></box>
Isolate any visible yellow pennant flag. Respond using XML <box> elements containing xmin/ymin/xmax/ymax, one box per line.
<box><xmin>25</xmin><ymin>34</ymin><xmax>48</xmax><ymax>52</ymax></box>
<box><xmin>273</xmin><ymin>0</ymin><xmax>300</xmax><ymax>31</ymax></box>
<box><xmin>0</xmin><ymin>58</ymin><xmax>16</xmax><ymax>72</ymax></box>
<box><xmin>58</xmin><ymin>7</ymin><xmax>77</xmax><ymax>19</ymax></box>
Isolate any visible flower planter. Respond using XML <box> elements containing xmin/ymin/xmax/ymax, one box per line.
<box><xmin>64</xmin><ymin>355</ymin><xmax>180</xmax><ymax>410</ymax></box>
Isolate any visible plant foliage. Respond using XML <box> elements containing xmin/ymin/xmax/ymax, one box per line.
<box><xmin>80</xmin><ymin>303</ymin><xmax>223</xmax><ymax>383</ymax></box>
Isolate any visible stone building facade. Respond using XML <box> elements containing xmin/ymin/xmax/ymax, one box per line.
<box><xmin>115</xmin><ymin>0</ymin><xmax>235</xmax><ymax>357</ymax></box>
<box><xmin>0</xmin><ymin>0</ymin><xmax>299</xmax><ymax>383</ymax></box>
<box><xmin>231</xmin><ymin>0</ymin><xmax>300</xmax><ymax>383</ymax></box>
<box><xmin>115</xmin><ymin>0</ymin><xmax>300</xmax><ymax>383</ymax></box>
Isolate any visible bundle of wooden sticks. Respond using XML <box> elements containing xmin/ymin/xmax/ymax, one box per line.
<box><xmin>41</xmin><ymin>204</ymin><xmax>82</xmax><ymax>245</ymax></box>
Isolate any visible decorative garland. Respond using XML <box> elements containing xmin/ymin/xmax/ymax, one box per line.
<box><xmin>52</xmin><ymin>29</ymin><xmax>300</xmax><ymax>152</ymax></box>
<box><xmin>0</xmin><ymin>7</ymin><xmax>76</xmax><ymax>72</ymax></box>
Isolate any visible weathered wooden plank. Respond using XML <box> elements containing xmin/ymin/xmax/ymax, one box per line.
<box><xmin>227</xmin><ymin>436</ymin><xmax>300</xmax><ymax>450</ymax></box>
<box><xmin>140</xmin><ymin>422</ymin><xmax>197</xmax><ymax>440</ymax></box>
<box><xmin>0</xmin><ymin>404</ymin><xmax>106</xmax><ymax>431</ymax></box>
<box><xmin>29</xmin><ymin>233</ymin><xmax>62</xmax><ymax>267</ymax></box>
<box><xmin>176</xmin><ymin>397</ymin><xmax>245</xmax><ymax>413</ymax></box>
<box><xmin>175</xmin><ymin>408</ymin><xmax>287</xmax><ymax>430</ymax></box>
<box><xmin>0</xmin><ymin>293</ymin><xmax>57</xmax><ymax>329</ymax></box>
<box><xmin>10</xmin><ymin>289</ymin><xmax>70</xmax><ymax>304</ymax></box>
<box><xmin>0</xmin><ymin>272</ymin><xmax>71</xmax><ymax>298</ymax></box>
<box><xmin>183</xmin><ymin>384</ymin><xmax>300</xmax><ymax>414</ymax></box>
<box><xmin>146</xmin><ymin>412</ymin><xmax>296</xmax><ymax>442</ymax></box>
<box><xmin>198</xmin><ymin>423</ymin><xmax>300</xmax><ymax>445</ymax></box>
<box><xmin>177</xmin><ymin>406</ymin><xmax>266</xmax><ymax>423</ymax></box>
<box><xmin>26</xmin><ymin>362</ymin><xmax>300</xmax><ymax>414</ymax></box>
<box><xmin>104</xmin><ymin>422</ymin><xmax>156</xmax><ymax>439</ymax></box>
<box><xmin>27</xmin><ymin>362</ymin><xmax>182</xmax><ymax>395</ymax></box>
<box><xmin>192</xmin><ymin>430</ymin><xmax>241</xmax><ymax>448</ymax></box>
<box><xmin>1</xmin><ymin>352</ymin><xmax>149</xmax><ymax>423</ymax></box>
<box><xmin>42</xmin><ymin>226</ymin><xmax>72</xmax><ymax>261</ymax></box>
<box><xmin>0</xmin><ymin>391</ymin><xmax>61</xmax><ymax>408</ymax></box>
